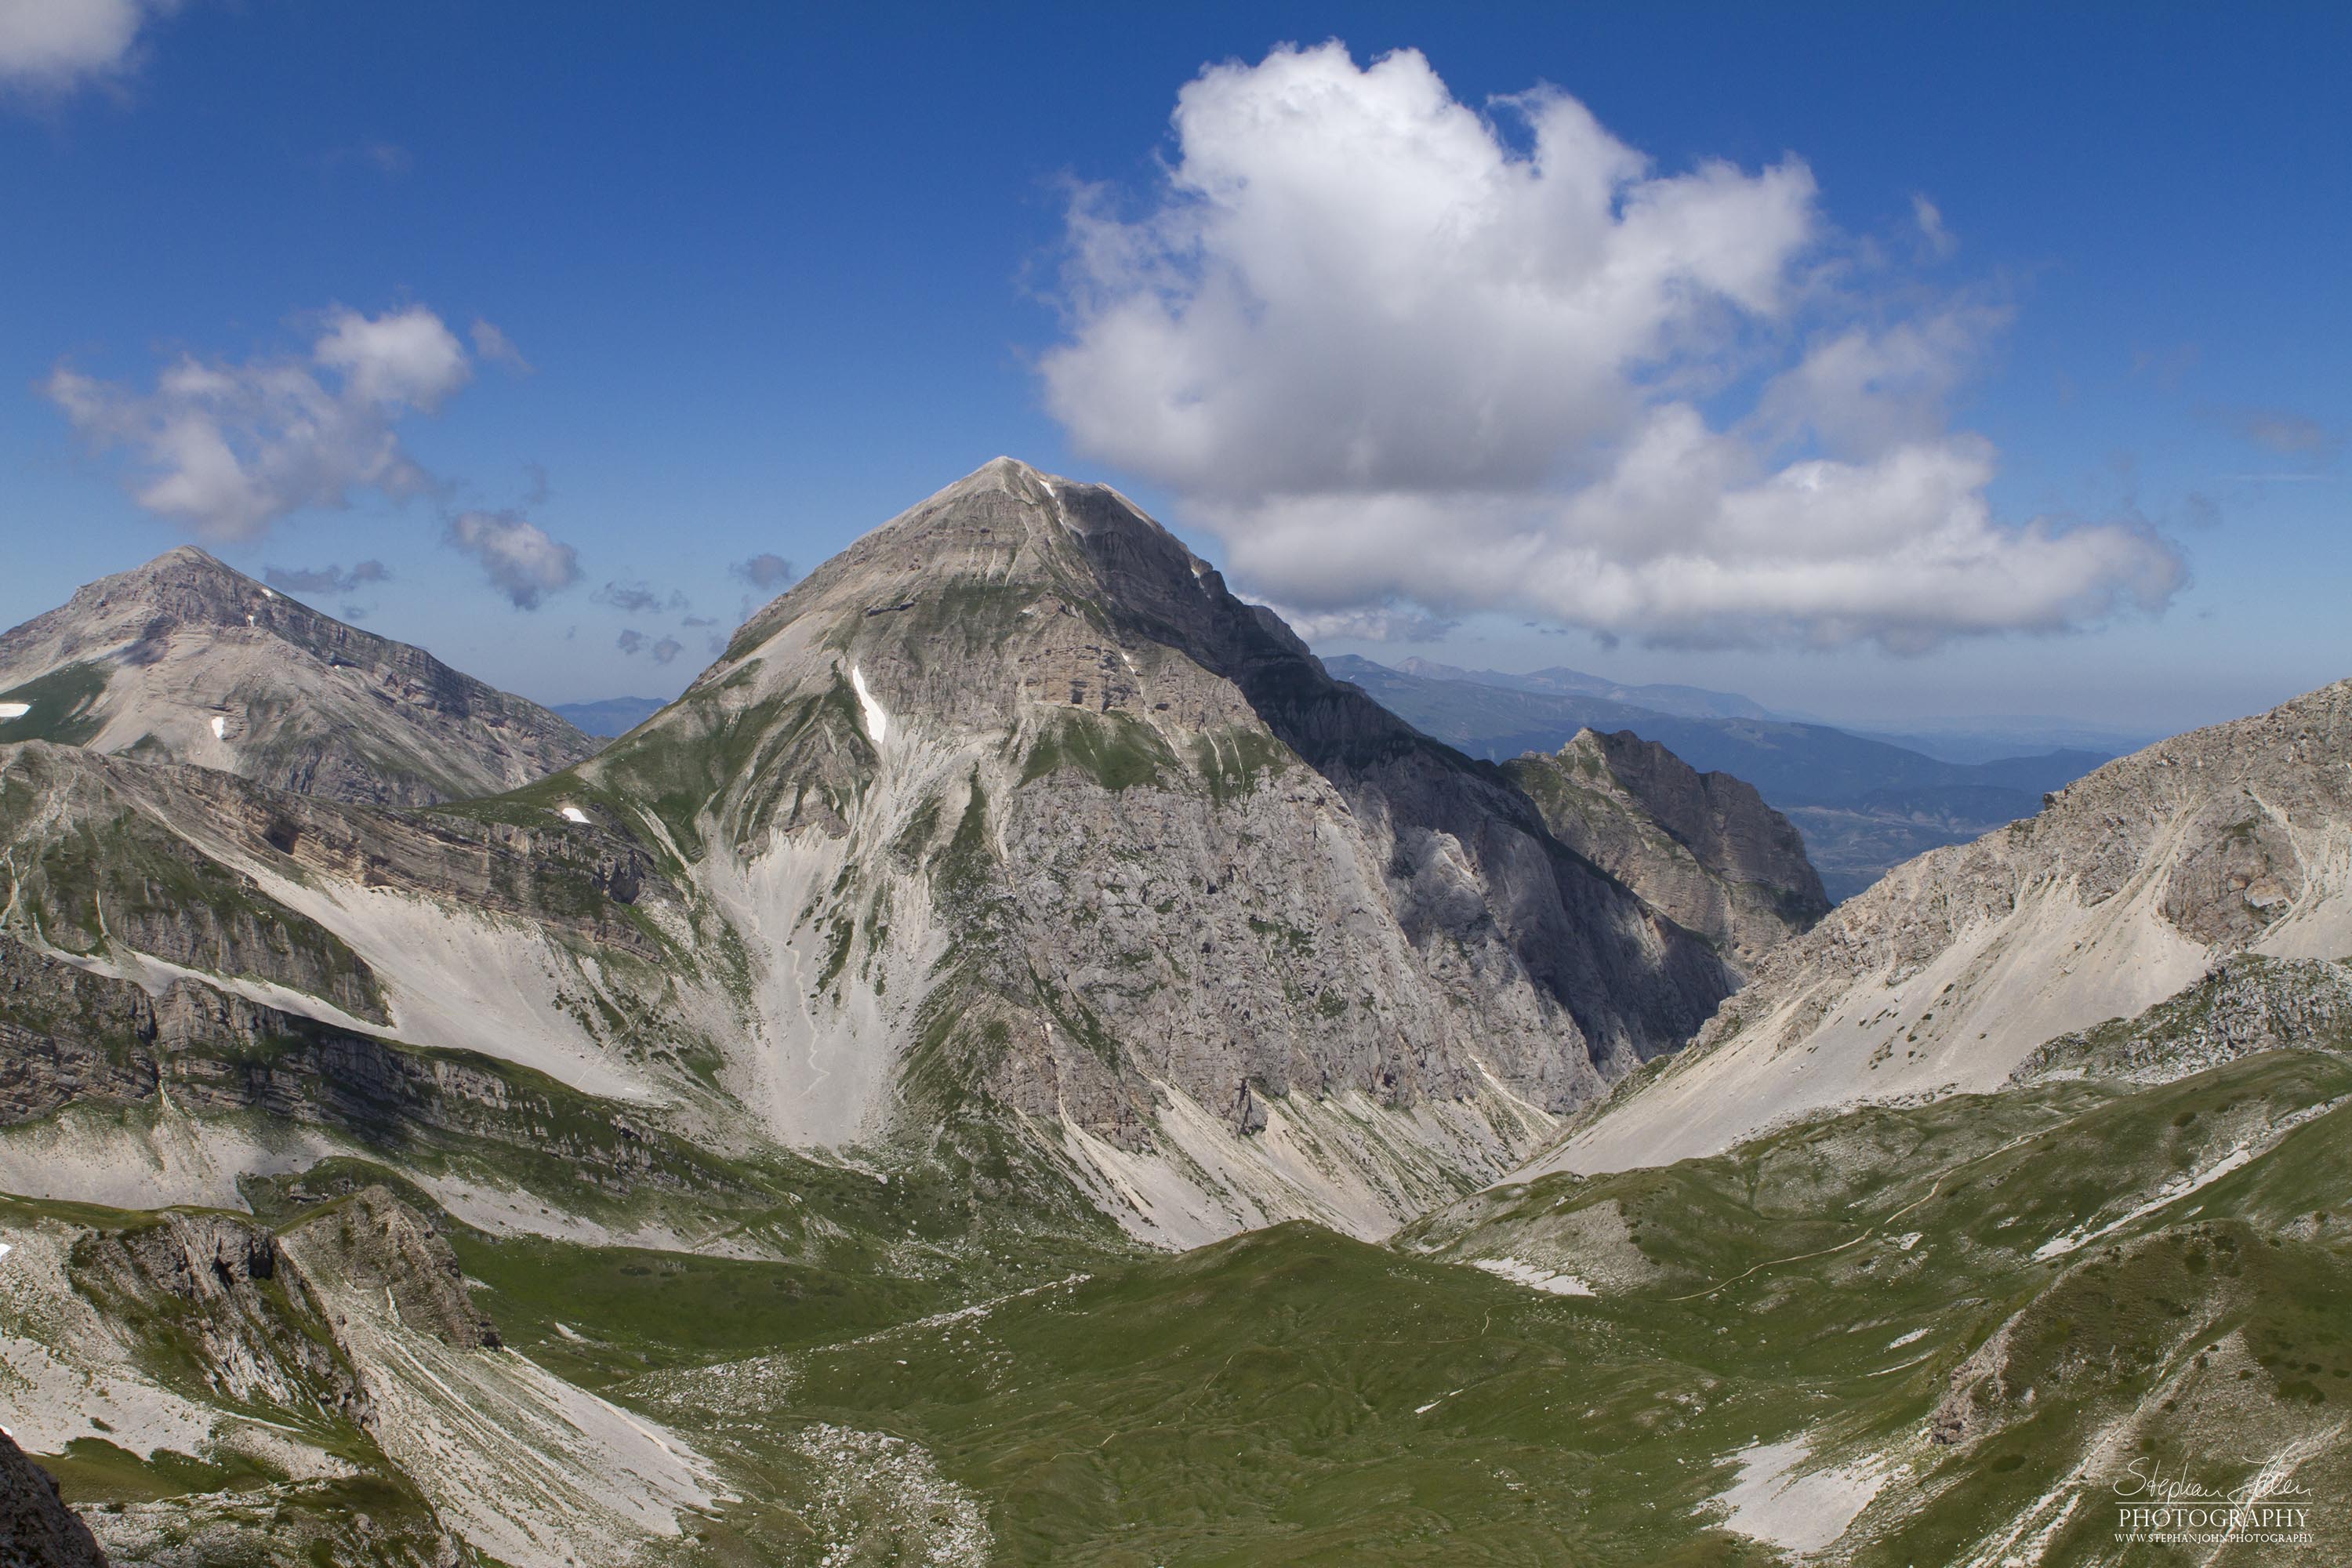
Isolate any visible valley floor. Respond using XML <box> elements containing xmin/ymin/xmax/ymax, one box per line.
<box><xmin>7</xmin><ymin>1046</ymin><xmax>2348</xmax><ymax>1566</ymax></box>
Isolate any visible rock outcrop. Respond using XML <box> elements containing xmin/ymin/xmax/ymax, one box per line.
<box><xmin>285</xmin><ymin>1186</ymin><xmax>502</xmax><ymax>1350</ymax></box>
<box><xmin>0</xmin><ymin>1429</ymin><xmax>111</xmax><ymax>1568</ymax></box>
<box><xmin>1506</xmin><ymin>728</ymin><xmax>1828</xmax><ymax>974</ymax></box>
<box><xmin>0</xmin><ymin>547</ymin><xmax>593</xmax><ymax>806</ymax></box>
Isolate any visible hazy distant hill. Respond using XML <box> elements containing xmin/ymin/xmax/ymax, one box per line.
<box><xmin>550</xmin><ymin>695</ymin><xmax>667</xmax><ymax>738</ymax></box>
<box><xmin>1387</xmin><ymin>656</ymin><xmax>1777</xmax><ymax>720</ymax></box>
<box><xmin>1322</xmin><ymin>654</ymin><xmax>2111</xmax><ymax>898</ymax></box>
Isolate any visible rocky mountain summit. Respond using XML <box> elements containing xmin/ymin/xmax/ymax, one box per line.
<box><xmin>568</xmin><ymin>457</ymin><xmax>1739</xmax><ymax>1238</ymax></box>
<box><xmin>1506</xmin><ymin>728</ymin><xmax>1828</xmax><ymax>974</ymax></box>
<box><xmin>0</xmin><ymin>547</ymin><xmax>593</xmax><ymax>806</ymax></box>
<box><xmin>1543</xmin><ymin>676</ymin><xmax>2352</xmax><ymax>1174</ymax></box>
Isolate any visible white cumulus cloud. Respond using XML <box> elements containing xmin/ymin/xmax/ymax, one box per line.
<box><xmin>1041</xmin><ymin>42</ymin><xmax>2183</xmax><ymax>651</ymax></box>
<box><xmin>0</xmin><ymin>0</ymin><xmax>174</xmax><ymax>96</ymax></box>
<box><xmin>47</xmin><ymin>304</ymin><xmax>485</xmax><ymax>541</ymax></box>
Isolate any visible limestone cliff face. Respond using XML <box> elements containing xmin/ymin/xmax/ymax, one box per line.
<box><xmin>0</xmin><ymin>547</ymin><xmax>593</xmax><ymax>806</ymax></box>
<box><xmin>1541</xmin><ymin>677</ymin><xmax>2352</xmax><ymax>1176</ymax></box>
<box><xmin>574</xmin><ymin>458</ymin><xmax>1737</xmax><ymax>1236</ymax></box>
<box><xmin>1505</xmin><ymin>728</ymin><xmax>1828</xmax><ymax>975</ymax></box>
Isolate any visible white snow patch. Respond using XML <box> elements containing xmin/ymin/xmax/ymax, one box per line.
<box><xmin>849</xmin><ymin>663</ymin><xmax>889</xmax><ymax>744</ymax></box>
<box><xmin>1710</xmin><ymin>1435</ymin><xmax>1892</xmax><ymax>1556</ymax></box>
<box><xmin>1415</xmin><ymin>1390</ymin><xmax>1462</xmax><ymax>1415</ymax></box>
<box><xmin>2033</xmin><ymin>1145</ymin><xmax>2257</xmax><ymax>1260</ymax></box>
<box><xmin>1887</xmin><ymin>1327</ymin><xmax>1929</xmax><ymax>1348</ymax></box>
<box><xmin>557</xmin><ymin>804</ymin><xmax>590</xmax><ymax>824</ymax></box>
<box><xmin>1470</xmin><ymin>1256</ymin><xmax>1595</xmax><ymax>1296</ymax></box>
<box><xmin>210</xmin><ymin>714</ymin><xmax>228</xmax><ymax>739</ymax></box>
<box><xmin>0</xmin><ymin>703</ymin><xmax>27</xmax><ymax>720</ymax></box>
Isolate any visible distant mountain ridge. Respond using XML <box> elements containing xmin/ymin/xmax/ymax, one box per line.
<box><xmin>0</xmin><ymin>546</ymin><xmax>594</xmax><ymax>806</ymax></box>
<box><xmin>0</xmin><ymin>459</ymin><xmax>1766</xmax><ymax>1255</ymax></box>
<box><xmin>1323</xmin><ymin>654</ymin><xmax>2113</xmax><ymax>899</ymax></box>
<box><xmin>1386</xmin><ymin>656</ymin><xmax>1777</xmax><ymax>720</ymax></box>
<box><xmin>551</xmin><ymin>695</ymin><xmax>666</xmax><ymax>738</ymax></box>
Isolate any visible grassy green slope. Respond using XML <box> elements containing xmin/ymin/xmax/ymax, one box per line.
<box><xmin>20</xmin><ymin>1048</ymin><xmax>2349</xmax><ymax>1563</ymax></box>
<box><xmin>623</xmin><ymin>1051</ymin><xmax>2351</xmax><ymax>1564</ymax></box>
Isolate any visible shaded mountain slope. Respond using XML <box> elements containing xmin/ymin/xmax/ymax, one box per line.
<box><xmin>1541</xmin><ymin>676</ymin><xmax>2352</xmax><ymax>1175</ymax></box>
<box><xmin>1507</xmin><ymin>727</ymin><xmax>1830</xmax><ymax>974</ymax></box>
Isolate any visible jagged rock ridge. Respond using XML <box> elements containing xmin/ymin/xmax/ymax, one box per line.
<box><xmin>1506</xmin><ymin>728</ymin><xmax>1828</xmax><ymax>975</ymax></box>
<box><xmin>0</xmin><ymin>546</ymin><xmax>594</xmax><ymax>806</ymax></box>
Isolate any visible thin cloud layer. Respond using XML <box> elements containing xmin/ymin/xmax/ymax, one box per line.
<box><xmin>48</xmin><ymin>305</ymin><xmax>481</xmax><ymax>542</ymax></box>
<box><xmin>264</xmin><ymin>560</ymin><xmax>390</xmax><ymax>597</ymax></box>
<box><xmin>446</xmin><ymin>508</ymin><xmax>580</xmax><ymax>609</ymax></box>
<box><xmin>593</xmin><ymin>579</ymin><xmax>686</xmax><ymax>615</ymax></box>
<box><xmin>1041</xmin><ymin>42</ymin><xmax>2185</xmax><ymax>650</ymax></box>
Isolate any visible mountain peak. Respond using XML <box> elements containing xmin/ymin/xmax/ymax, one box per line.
<box><xmin>2</xmin><ymin>544</ymin><xmax>593</xmax><ymax>805</ymax></box>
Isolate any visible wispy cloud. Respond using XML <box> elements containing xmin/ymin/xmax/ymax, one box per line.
<box><xmin>2206</xmin><ymin>405</ymin><xmax>2339</xmax><ymax>459</ymax></box>
<box><xmin>48</xmin><ymin>304</ymin><xmax>481</xmax><ymax>541</ymax></box>
<box><xmin>729</xmin><ymin>552</ymin><xmax>796</xmax><ymax>590</ymax></box>
<box><xmin>264</xmin><ymin>560</ymin><xmax>391</xmax><ymax>597</ymax></box>
<box><xmin>1041</xmin><ymin>43</ymin><xmax>2182</xmax><ymax>652</ymax></box>
<box><xmin>1911</xmin><ymin>193</ymin><xmax>1956</xmax><ymax>260</ymax></box>
<box><xmin>446</xmin><ymin>508</ymin><xmax>579</xmax><ymax>608</ymax></box>
<box><xmin>593</xmin><ymin>579</ymin><xmax>686</xmax><ymax>615</ymax></box>
<box><xmin>470</xmin><ymin>318</ymin><xmax>532</xmax><ymax>373</ymax></box>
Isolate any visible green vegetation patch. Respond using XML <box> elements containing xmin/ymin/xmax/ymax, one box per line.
<box><xmin>1021</xmin><ymin>710</ymin><xmax>1176</xmax><ymax>793</ymax></box>
<box><xmin>0</xmin><ymin>659</ymin><xmax>112</xmax><ymax>746</ymax></box>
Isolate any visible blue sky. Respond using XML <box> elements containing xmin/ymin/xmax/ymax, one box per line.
<box><xmin>2</xmin><ymin>2</ymin><xmax>2344</xmax><ymax>732</ymax></box>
